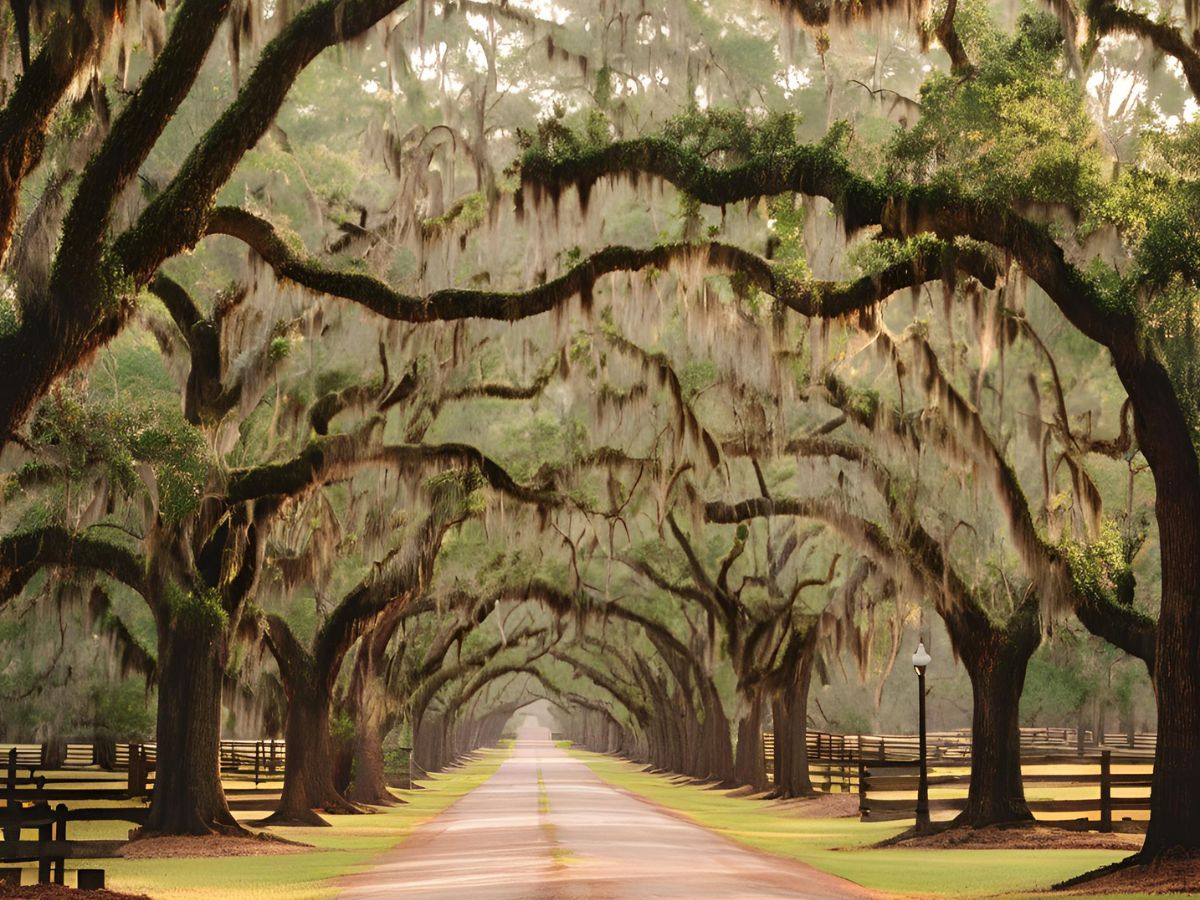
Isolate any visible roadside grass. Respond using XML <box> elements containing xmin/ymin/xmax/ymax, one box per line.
<box><xmin>21</xmin><ymin>748</ymin><xmax>508</xmax><ymax>900</ymax></box>
<box><xmin>571</xmin><ymin>750</ymin><xmax>1186</xmax><ymax>900</ymax></box>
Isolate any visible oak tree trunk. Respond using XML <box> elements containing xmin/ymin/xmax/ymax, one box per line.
<box><xmin>264</xmin><ymin>677</ymin><xmax>355</xmax><ymax>826</ymax></box>
<box><xmin>951</xmin><ymin>603</ymin><xmax>1040</xmax><ymax>828</ymax></box>
<box><xmin>734</xmin><ymin>692</ymin><xmax>767</xmax><ymax>791</ymax></box>
<box><xmin>1143</xmin><ymin>499</ymin><xmax>1200</xmax><ymax>855</ymax></box>
<box><xmin>700</xmin><ymin>680</ymin><xmax>735</xmax><ymax>784</ymax></box>
<box><xmin>772</xmin><ymin>650</ymin><xmax>816</xmax><ymax>799</ymax></box>
<box><xmin>348</xmin><ymin>705</ymin><xmax>397</xmax><ymax>806</ymax></box>
<box><xmin>143</xmin><ymin>624</ymin><xmax>241</xmax><ymax>835</ymax></box>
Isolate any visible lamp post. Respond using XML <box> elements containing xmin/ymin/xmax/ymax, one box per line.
<box><xmin>912</xmin><ymin>641</ymin><xmax>932</xmax><ymax>833</ymax></box>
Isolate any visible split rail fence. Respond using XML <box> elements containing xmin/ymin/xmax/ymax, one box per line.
<box><xmin>763</xmin><ymin>727</ymin><xmax>1155</xmax><ymax>832</ymax></box>
<box><xmin>0</xmin><ymin>738</ymin><xmax>286</xmax><ymax>887</ymax></box>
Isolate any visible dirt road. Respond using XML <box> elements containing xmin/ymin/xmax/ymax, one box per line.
<box><xmin>338</xmin><ymin>721</ymin><xmax>870</xmax><ymax>899</ymax></box>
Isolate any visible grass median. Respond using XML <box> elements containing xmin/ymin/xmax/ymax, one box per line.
<box><xmin>78</xmin><ymin>748</ymin><xmax>508</xmax><ymax>900</ymax></box>
<box><xmin>570</xmin><ymin>749</ymin><xmax>1180</xmax><ymax>900</ymax></box>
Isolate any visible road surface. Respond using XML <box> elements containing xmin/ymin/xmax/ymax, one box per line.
<box><xmin>338</xmin><ymin>719</ymin><xmax>870</xmax><ymax>899</ymax></box>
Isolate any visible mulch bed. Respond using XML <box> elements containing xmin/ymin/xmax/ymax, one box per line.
<box><xmin>1056</xmin><ymin>851</ymin><xmax>1200</xmax><ymax>894</ymax></box>
<box><xmin>878</xmin><ymin>823</ymin><xmax>1144</xmax><ymax>851</ymax></box>
<box><xmin>120</xmin><ymin>832</ymin><xmax>312</xmax><ymax>859</ymax></box>
<box><xmin>0</xmin><ymin>887</ymin><xmax>151</xmax><ymax>899</ymax></box>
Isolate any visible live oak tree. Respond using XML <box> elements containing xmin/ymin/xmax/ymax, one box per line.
<box><xmin>0</xmin><ymin>0</ymin><xmax>1193</xmax><ymax>880</ymax></box>
<box><xmin>509</xmin><ymin>1</ymin><xmax>1200</xmax><ymax>859</ymax></box>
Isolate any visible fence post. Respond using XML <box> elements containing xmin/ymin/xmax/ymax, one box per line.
<box><xmin>255</xmin><ymin>742</ymin><xmax>262</xmax><ymax>787</ymax></box>
<box><xmin>37</xmin><ymin>818</ymin><xmax>51</xmax><ymax>884</ymax></box>
<box><xmin>858</xmin><ymin>760</ymin><xmax>868</xmax><ymax>820</ymax></box>
<box><xmin>53</xmin><ymin>804</ymin><xmax>66</xmax><ymax>885</ymax></box>
<box><xmin>3</xmin><ymin>749</ymin><xmax>16</xmax><ymax>843</ymax></box>
<box><xmin>128</xmin><ymin>743</ymin><xmax>144</xmax><ymax>796</ymax></box>
<box><xmin>1100</xmin><ymin>749</ymin><xmax>1112</xmax><ymax>833</ymax></box>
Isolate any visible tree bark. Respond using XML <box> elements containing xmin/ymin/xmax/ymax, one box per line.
<box><xmin>264</xmin><ymin>674</ymin><xmax>355</xmax><ymax>826</ymax></box>
<box><xmin>699</xmin><ymin>678</ymin><xmax>735</xmax><ymax>784</ymax></box>
<box><xmin>346</xmin><ymin>629</ymin><xmax>402</xmax><ymax>806</ymax></box>
<box><xmin>772</xmin><ymin>646</ymin><xmax>817</xmax><ymax>798</ymax></box>
<box><xmin>734</xmin><ymin>691</ymin><xmax>767</xmax><ymax>791</ymax></box>
<box><xmin>952</xmin><ymin>602</ymin><xmax>1040</xmax><ymax>828</ymax></box>
<box><xmin>1088</xmin><ymin>350</ymin><xmax>1200</xmax><ymax>856</ymax></box>
<box><xmin>143</xmin><ymin>624</ymin><xmax>241</xmax><ymax>835</ymax></box>
<box><xmin>1142</xmin><ymin>498</ymin><xmax>1200</xmax><ymax>855</ymax></box>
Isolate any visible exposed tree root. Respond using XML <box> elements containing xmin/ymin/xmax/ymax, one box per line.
<box><xmin>347</xmin><ymin>787</ymin><xmax>406</xmax><ymax>806</ymax></box>
<box><xmin>133</xmin><ymin>813</ymin><xmax>251</xmax><ymax>840</ymax></box>
<box><xmin>255</xmin><ymin>808</ymin><xmax>332</xmax><ymax>828</ymax></box>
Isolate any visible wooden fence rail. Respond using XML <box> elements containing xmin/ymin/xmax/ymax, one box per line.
<box><xmin>1</xmin><ymin>739</ymin><xmax>286</xmax><ymax>784</ymax></box>
<box><xmin>855</xmin><ymin>749</ymin><xmax>1151</xmax><ymax>830</ymax></box>
<box><xmin>764</xmin><ymin>728</ymin><xmax>1156</xmax><ymax>772</ymax></box>
<box><xmin>1</xmin><ymin>749</ymin><xmax>150</xmax><ymax>887</ymax></box>
<box><xmin>761</xmin><ymin>730</ymin><xmax>1155</xmax><ymax>832</ymax></box>
<box><xmin>0</xmin><ymin>739</ymin><xmax>286</xmax><ymax>889</ymax></box>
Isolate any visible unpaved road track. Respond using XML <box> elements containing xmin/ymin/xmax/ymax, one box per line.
<box><xmin>338</xmin><ymin>722</ymin><xmax>870</xmax><ymax>900</ymax></box>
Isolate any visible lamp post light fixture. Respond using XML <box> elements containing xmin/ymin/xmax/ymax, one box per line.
<box><xmin>912</xmin><ymin>641</ymin><xmax>932</xmax><ymax>833</ymax></box>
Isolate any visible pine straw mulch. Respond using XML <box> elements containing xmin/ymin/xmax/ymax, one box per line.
<box><xmin>1054</xmin><ymin>850</ymin><xmax>1200</xmax><ymax>895</ymax></box>
<box><xmin>0</xmin><ymin>886</ymin><xmax>151</xmax><ymax>900</ymax></box>
<box><xmin>120</xmin><ymin>831</ymin><xmax>313</xmax><ymax>859</ymax></box>
<box><xmin>877</xmin><ymin>822</ymin><xmax>1144</xmax><ymax>851</ymax></box>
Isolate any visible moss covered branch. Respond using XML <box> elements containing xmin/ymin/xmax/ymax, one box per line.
<box><xmin>114</xmin><ymin>0</ymin><xmax>412</xmax><ymax>285</ymax></box>
<box><xmin>52</xmin><ymin>0</ymin><xmax>234</xmax><ymax>289</ymax></box>
<box><xmin>0</xmin><ymin>525</ymin><xmax>148</xmax><ymax>602</ymax></box>
<box><xmin>515</xmin><ymin>137</ymin><xmax>1135</xmax><ymax>353</ymax></box>
<box><xmin>1086</xmin><ymin>0</ymin><xmax>1200</xmax><ymax>100</ymax></box>
<box><xmin>208</xmin><ymin>205</ymin><xmax>1002</xmax><ymax>325</ymax></box>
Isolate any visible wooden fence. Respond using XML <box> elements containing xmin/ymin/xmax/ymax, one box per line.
<box><xmin>1</xmin><ymin>739</ymin><xmax>288</xmax><ymax>887</ymax></box>
<box><xmin>764</xmin><ymin>727</ymin><xmax>1126</xmax><ymax>769</ymax></box>
<box><xmin>762</xmin><ymin>728</ymin><xmax>1156</xmax><ymax>831</ymax></box>
<box><xmin>1</xmin><ymin>739</ymin><xmax>286</xmax><ymax>786</ymax></box>
<box><xmin>1</xmin><ymin>749</ymin><xmax>148</xmax><ymax>887</ymax></box>
<box><xmin>856</xmin><ymin>749</ymin><xmax>1153</xmax><ymax>831</ymax></box>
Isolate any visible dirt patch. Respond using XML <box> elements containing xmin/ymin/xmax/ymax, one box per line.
<box><xmin>881</xmin><ymin>823</ymin><xmax>1142</xmax><ymax>851</ymax></box>
<box><xmin>120</xmin><ymin>832</ymin><xmax>312</xmax><ymax>859</ymax></box>
<box><xmin>0</xmin><ymin>886</ymin><xmax>151</xmax><ymax>900</ymax></box>
<box><xmin>1057</xmin><ymin>851</ymin><xmax>1200</xmax><ymax>895</ymax></box>
<box><xmin>772</xmin><ymin>792</ymin><xmax>861</xmax><ymax>819</ymax></box>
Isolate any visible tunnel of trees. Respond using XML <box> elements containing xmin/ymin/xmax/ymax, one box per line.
<box><xmin>0</xmin><ymin>0</ymin><xmax>1196</xmax><ymax>886</ymax></box>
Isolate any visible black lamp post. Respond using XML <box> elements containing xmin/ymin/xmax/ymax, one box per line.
<box><xmin>912</xmin><ymin>640</ymin><xmax>932</xmax><ymax>833</ymax></box>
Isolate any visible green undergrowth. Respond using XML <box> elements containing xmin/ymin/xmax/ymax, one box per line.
<box><xmin>86</xmin><ymin>748</ymin><xmax>507</xmax><ymax>900</ymax></box>
<box><xmin>572</xmin><ymin>750</ymin><xmax>1178</xmax><ymax>900</ymax></box>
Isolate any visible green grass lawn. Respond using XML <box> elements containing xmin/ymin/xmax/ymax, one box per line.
<box><xmin>571</xmin><ymin>750</ymin><xmax>1195</xmax><ymax>900</ymax></box>
<box><xmin>17</xmin><ymin>749</ymin><xmax>508</xmax><ymax>900</ymax></box>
